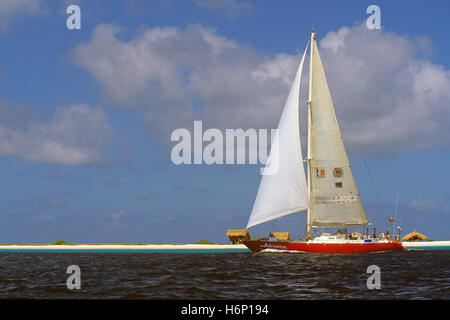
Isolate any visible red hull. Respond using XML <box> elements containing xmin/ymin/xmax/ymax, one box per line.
<box><xmin>243</xmin><ymin>240</ymin><xmax>405</xmax><ymax>253</ymax></box>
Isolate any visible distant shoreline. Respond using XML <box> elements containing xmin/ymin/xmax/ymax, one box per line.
<box><xmin>0</xmin><ymin>243</ymin><xmax>248</xmax><ymax>250</ymax></box>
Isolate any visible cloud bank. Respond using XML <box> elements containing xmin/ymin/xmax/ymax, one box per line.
<box><xmin>0</xmin><ymin>0</ymin><xmax>43</xmax><ymax>16</ymax></box>
<box><xmin>71</xmin><ymin>23</ymin><xmax>297</xmax><ymax>139</ymax></box>
<box><xmin>319</xmin><ymin>26</ymin><xmax>450</xmax><ymax>155</ymax></box>
<box><xmin>0</xmin><ymin>0</ymin><xmax>45</xmax><ymax>29</ymax></box>
<box><xmin>71</xmin><ymin>24</ymin><xmax>450</xmax><ymax>156</ymax></box>
<box><xmin>0</xmin><ymin>101</ymin><xmax>114</xmax><ymax>165</ymax></box>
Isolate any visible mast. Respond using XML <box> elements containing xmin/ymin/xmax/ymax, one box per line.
<box><xmin>306</xmin><ymin>31</ymin><xmax>315</xmax><ymax>239</ymax></box>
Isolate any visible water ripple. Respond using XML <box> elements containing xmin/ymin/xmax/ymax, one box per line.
<box><xmin>0</xmin><ymin>251</ymin><xmax>448</xmax><ymax>299</ymax></box>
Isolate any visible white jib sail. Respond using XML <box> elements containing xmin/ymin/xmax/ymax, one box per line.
<box><xmin>246</xmin><ymin>43</ymin><xmax>309</xmax><ymax>229</ymax></box>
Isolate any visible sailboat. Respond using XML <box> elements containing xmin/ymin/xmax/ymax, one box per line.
<box><xmin>243</xmin><ymin>32</ymin><xmax>405</xmax><ymax>253</ymax></box>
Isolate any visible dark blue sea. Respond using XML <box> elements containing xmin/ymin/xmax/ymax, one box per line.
<box><xmin>0</xmin><ymin>250</ymin><xmax>448</xmax><ymax>300</ymax></box>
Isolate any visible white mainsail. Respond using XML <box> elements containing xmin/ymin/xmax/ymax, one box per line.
<box><xmin>246</xmin><ymin>43</ymin><xmax>310</xmax><ymax>229</ymax></box>
<box><xmin>308</xmin><ymin>35</ymin><xmax>368</xmax><ymax>227</ymax></box>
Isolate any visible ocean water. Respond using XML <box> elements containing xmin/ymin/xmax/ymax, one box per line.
<box><xmin>0</xmin><ymin>250</ymin><xmax>448</xmax><ymax>299</ymax></box>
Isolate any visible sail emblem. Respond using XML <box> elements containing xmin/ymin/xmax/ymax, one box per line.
<box><xmin>316</xmin><ymin>168</ymin><xmax>326</xmax><ymax>178</ymax></box>
<box><xmin>333</xmin><ymin>168</ymin><xmax>343</xmax><ymax>178</ymax></box>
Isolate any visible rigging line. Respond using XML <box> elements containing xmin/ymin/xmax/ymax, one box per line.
<box><xmin>320</xmin><ymin>48</ymin><xmax>384</xmax><ymax>207</ymax></box>
<box><xmin>394</xmin><ymin>185</ymin><xmax>399</xmax><ymax>221</ymax></box>
<box><xmin>393</xmin><ymin>185</ymin><xmax>400</xmax><ymax>234</ymax></box>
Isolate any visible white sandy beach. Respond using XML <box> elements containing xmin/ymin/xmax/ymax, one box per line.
<box><xmin>0</xmin><ymin>244</ymin><xmax>248</xmax><ymax>250</ymax></box>
<box><xmin>401</xmin><ymin>241</ymin><xmax>450</xmax><ymax>248</ymax></box>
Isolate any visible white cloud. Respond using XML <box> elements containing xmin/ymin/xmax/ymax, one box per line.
<box><xmin>71</xmin><ymin>24</ymin><xmax>450</xmax><ymax>156</ymax></box>
<box><xmin>110</xmin><ymin>209</ymin><xmax>127</xmax><ymax>227</ymax></box>
<box><xmin>152</xmin><ymin>215</ymin><xmax>174</xmax><ymax>224</ymax></box>
<box><xmin>408</xmin><ymin>199</ymin><xmax>449</xmax><ymax>213</ymax></box>
<box><xmin>0</xmin><ymin>102</ymin><xmax>114</xmax><ymax>165</ymax></box>
<box><xmin>0</xmin><ymin>0</ymin><xmax>45</xmax><ymax>29</ymax></box>
<box><xmin>112</xmin><ymin>210</ymin><xmax>126</xmax><ymax>221</ymax></box>
<box><xmin>0</xmin><ymin>0</ymin><xmax>43</xmax><ymax>15</ymax></box>
<box><xmin>319</xmin><ymin>25</ymin><xmax>450</xmax><ymax>155</ymax></box>
<box><xmin>71</xmin><ymin>23</ymin><xmax>296</xmax><ymax>140</ymax></box>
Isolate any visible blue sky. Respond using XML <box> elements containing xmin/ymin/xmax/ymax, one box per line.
<box><xmin>0</xmin><ymin>0</ymin><xmax>449</xmax><ymax>243</ymax></box>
